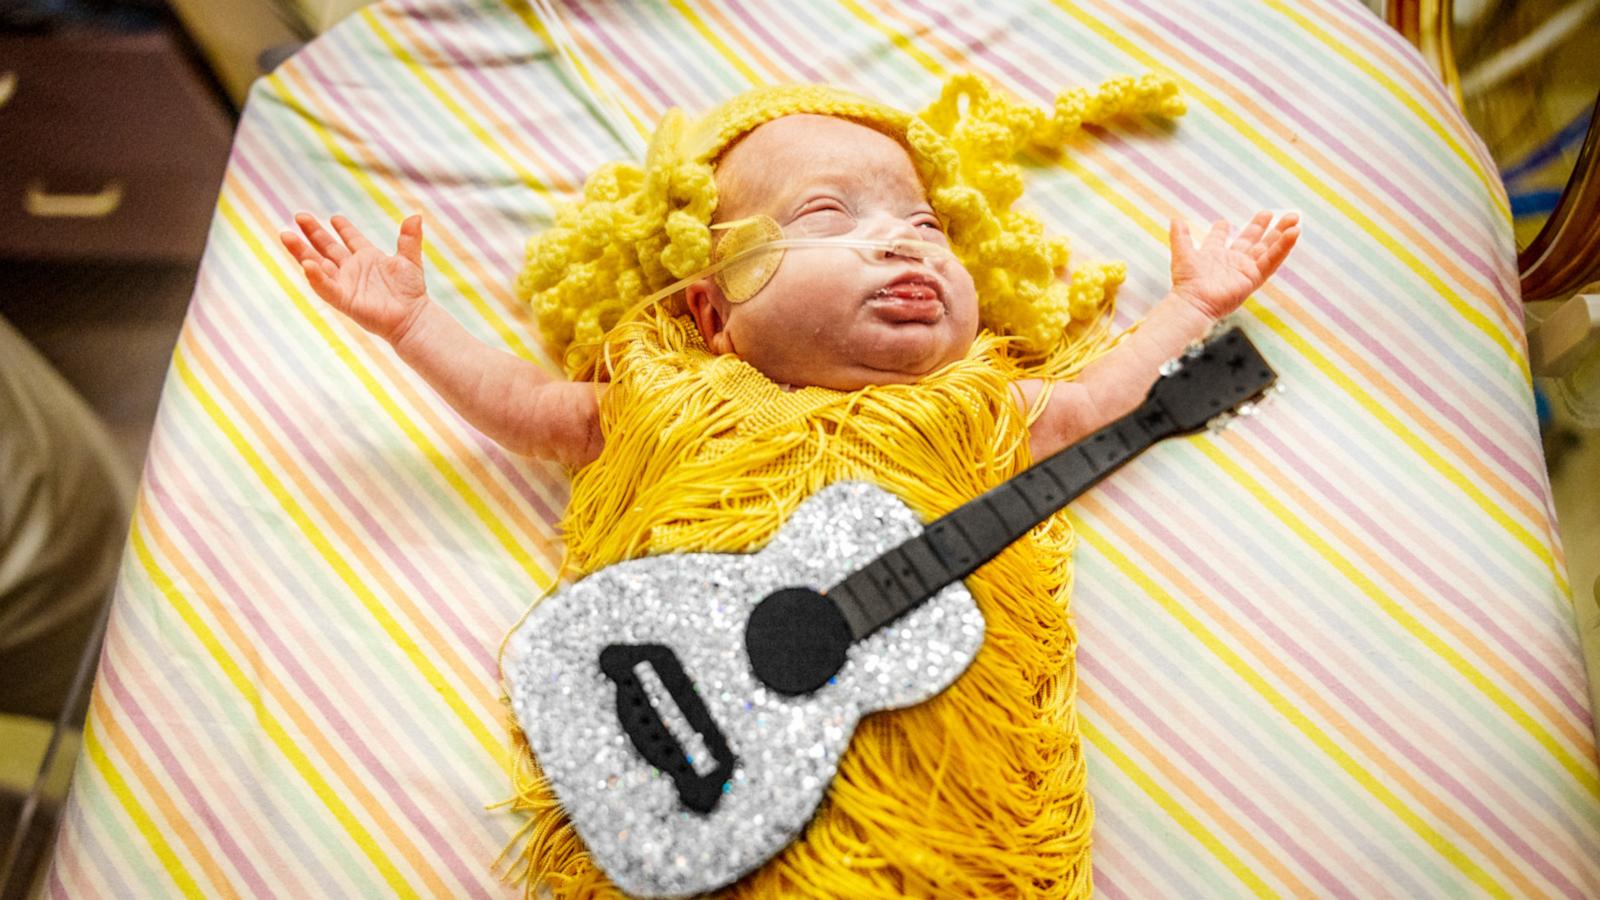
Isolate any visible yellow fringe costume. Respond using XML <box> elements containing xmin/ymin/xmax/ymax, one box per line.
<box><xmin>500</xmin><ymin>73</ymin><xmax>1184</xmax><ymax>898</ymax></box>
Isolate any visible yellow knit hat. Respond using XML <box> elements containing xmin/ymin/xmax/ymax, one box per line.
<box><xmin>515</xmin><ymin>72</ymin><xmax>1185</xmax><ymax>379</ymax></box>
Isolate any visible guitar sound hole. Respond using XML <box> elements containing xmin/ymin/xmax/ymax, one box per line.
<box><xmin>744</xmin><ymin>589</ymin><xmax>852</xmax><ymax>695</ymax></box>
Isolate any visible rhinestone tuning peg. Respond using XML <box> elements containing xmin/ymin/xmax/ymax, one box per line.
<box><xmin>1159</xmin><ymin>358</ymin><xmax>1183</xmax><ymax>376</ymax></box>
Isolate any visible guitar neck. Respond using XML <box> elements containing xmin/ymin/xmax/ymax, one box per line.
<box><xmin>827</xmin><ymin>397</ymin><xmax>1179</xmax><ymax>640</ymax></box>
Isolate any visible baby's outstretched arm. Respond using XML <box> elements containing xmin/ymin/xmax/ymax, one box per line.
<box><xmin>1023</xmin><ymin>211</ymin><xmax>1300</xmax><ymax>459</ymax></box>
<box><xmin>280</xmin><ymin>213</ymin><xmax>601</xmax><ymax>468</ymax></box>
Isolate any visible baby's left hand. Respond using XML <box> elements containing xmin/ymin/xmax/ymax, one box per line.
<box><xmin>1169</xmin><ymin>211</ymin><xmax>1300</xmax><ymax>319</ymax></box>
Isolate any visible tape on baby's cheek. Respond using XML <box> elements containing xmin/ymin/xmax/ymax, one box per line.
<box><xmin>712</xmin><ymin>216</ymin><xmax>784</xmax><ymax>302</ymax></box>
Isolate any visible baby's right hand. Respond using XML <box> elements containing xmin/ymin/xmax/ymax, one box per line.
<box><xmin>280</xmin><ymin>212</ymin><xmax>428</xmax><ymax>344</ymax></box>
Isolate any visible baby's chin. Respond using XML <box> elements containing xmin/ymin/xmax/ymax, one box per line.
<box><xmin>776</xmin><ymin>339</ymin><xmax>975</xmax><ymax>391</ymax></box>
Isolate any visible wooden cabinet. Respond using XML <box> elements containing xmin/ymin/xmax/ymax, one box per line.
<box><xmin>0</xmin><ymin>27</ymin><xmax>234</xmax><ymax>263</ymax></box>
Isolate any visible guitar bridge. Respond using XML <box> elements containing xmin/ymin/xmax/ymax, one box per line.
<box><xmin>599</xmin><ymin>644</ymin><xmax>737</xmax><ymax>814</ymax></box>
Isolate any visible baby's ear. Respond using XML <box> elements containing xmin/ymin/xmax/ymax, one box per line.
<box><xmin>685</xmin><ymin>281</ymin><xmax>732</xmax><ymax>353</ymax></box>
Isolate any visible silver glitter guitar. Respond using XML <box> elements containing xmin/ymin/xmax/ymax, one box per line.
<box><xmin>501</xmin><ymin>327</ymin><xmax>1278</xmax><ymax>897</ymax></box>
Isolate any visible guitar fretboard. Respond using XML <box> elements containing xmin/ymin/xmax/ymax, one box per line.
<box><xmin>827</xmin><ymin>399</ymin><xmax>1176</xmax><ymax>640</ymax></box>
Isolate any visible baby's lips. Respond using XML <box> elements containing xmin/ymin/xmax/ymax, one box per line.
<box><xmin>868</xmin><ymin>280</ymin><xmax>945</xmax><ymax>323</ymax></box>
<box><xmin>881</xmin><ymin>271</ymin><xmax>944</xmax><ymax>295</ymax></box>
<box><xmin>878</xmin><ymin>281</ymin><xmax>941</xmax><ymax>301</ymax></box>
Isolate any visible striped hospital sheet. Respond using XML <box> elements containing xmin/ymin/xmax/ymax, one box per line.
<box><xmin>45</xmin><ymin>0</ymin><xmax>1600</xmax><ymax>896</ymax></box>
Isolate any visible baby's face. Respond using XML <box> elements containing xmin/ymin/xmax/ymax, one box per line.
<box><xmin>685</xmin><ymin>115</ymin><xmax>979</xmax><ymax>391</ymax></box>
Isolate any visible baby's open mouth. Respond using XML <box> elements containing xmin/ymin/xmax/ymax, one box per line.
<box><xmin>868</xmin><ymin>275</ymin><xmax>944</xmax><ymax>323</ymax></box>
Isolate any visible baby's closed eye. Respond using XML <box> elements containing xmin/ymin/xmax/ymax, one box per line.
<box><xmin>798</xmin><ymin>203</ymin><xmax>854</xmax><ymax>232</ymax></box>
<box><xmin>792</xmin><ymin>201</ymin><xmax>946</xmax><ymax>238</ymax></box>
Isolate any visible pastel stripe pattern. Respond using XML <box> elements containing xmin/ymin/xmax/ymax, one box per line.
<box><xmin>45</xmin><ymin>0</ymin><xmax>1600</xmax><ymax>896</ymax></box>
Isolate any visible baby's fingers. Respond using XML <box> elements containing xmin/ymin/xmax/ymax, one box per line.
<box><xmin>331</xmin><ymin>214</ymin><xmax>376</xmax><ymax>255</ymax></box>
<box><xmin>280</xmin><ymin>230</ymin><xmax>349</xmax><ymax>309</ymax></box>
<box><xmin>1253</xmin><ymin>213</ymin><xmax>1301</xmax><ymax>259</ymax></box>
<box><xmin>396</xmin><ymin>214</ymin><xmax>423</xmax><ymax>267</ymax></box>
<box><xmin>294</xmin><ymin>212</ymin><xmax>349</xmax><ymax>264</ymax></box>
<box><xmin>1169</xmin><ymin>217</ymin><xmax>1195</xmax><ymax>260</ymax></box>
<box><xmin>1230</xmin><ymin>211</ymin><xmax>1273</xmax><ymax>253</ymax></box>
<box><xmin>1201</xmin><ymin>219</ymin><xmax>1231</xmax><ymax>250</ymax></box>
<box><xmin>299</xmin><ymin>257</ymin><xmax>341</xmax><ymax>300</ymax></box>
<box><xmin>1252</xmin><ymin>217</ymin><xmax>1302</xmax><ymax>280</ymax></box>
<box><xmin>280</xmin><ymin>230</ymin><xmax>339</xmax><ymax>282</ymax></box>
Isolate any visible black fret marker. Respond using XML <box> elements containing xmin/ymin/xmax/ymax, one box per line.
<box><xmin>1018</xmin><ymin>468</ymin><xmax>1061</xmax><ymax>507</ymax></box>
<box><xmin>897</xmin><ymin>540</ymin><xmax>947</xmax><ymax>589</ymax></box>
<box><xmin>851</xmin><ymin>577</ymin><xmax>894</xmax><ymax>629</ymax></box>
<box><xmin>1046</xmin><ymin>450</ymin><xmax>1095</xmax><ymax>490</ymax></box>
<box><xmin>984</xmin><ymin>489</ymin><xmax>1037</xmax><ymax>534</ymax></box>
<box><xmin>1083</xmin><ymin>434</ymin><xmax>1124</xmax><ymax>469</ymax></box>
<box><xmin>888</xmin><ymin>547</ymin><xmax>931</xmax><ymax>596</ymax></box>
<box><xmin>925</xmin><ymin>520</ymin><xmax>977</xmax><ymax>570</ymax></box>
<box><xmin>876</xmin><ymin>565</ymin><xmax>908</xmax><ymax>608</ymax></box>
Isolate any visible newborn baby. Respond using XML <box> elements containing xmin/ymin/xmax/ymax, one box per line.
<box><xmin>281</xmin><ymin>77</ymin><xmax>1297</xmax><ymax>897</ymax></box>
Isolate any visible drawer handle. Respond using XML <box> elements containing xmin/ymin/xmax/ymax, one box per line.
<box><xmin>25</xmin><ymin>181</ymin><xmax>125</xmax><ymax>219</ymax></box>
<box><xmin>0</xmin><ymin>71</ymin><xmax>14</xmax><ymax>110</ymax></box>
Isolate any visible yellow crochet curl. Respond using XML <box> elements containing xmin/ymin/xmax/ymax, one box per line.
<box><xmin>515</xmin><ymin>72</ymin><xmax>1184</xmax><ymax>380</ymax></box>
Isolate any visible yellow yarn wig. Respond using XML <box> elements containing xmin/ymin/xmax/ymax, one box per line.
<box><xmin>500</xmin><ymin>72</ymin><xmax>1184</xmax><ymax>898</ymax></box>
<box><xmin>515</xmin><ymin>72</ymin><xmax>1184</xmax><ymax>380</ymax></box>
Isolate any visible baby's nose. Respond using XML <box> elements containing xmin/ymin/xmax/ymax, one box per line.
<box><xmin>873</xmin><ymin>218</ymin><xmax>924</xmax><ymax>259</ymax></box>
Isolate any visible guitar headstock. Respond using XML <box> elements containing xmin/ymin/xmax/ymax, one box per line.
<box><xmin>1148</xmin><ymin>326</ymin><xmax>1280</xmax><ymax>435</ymax></box>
